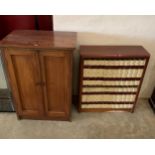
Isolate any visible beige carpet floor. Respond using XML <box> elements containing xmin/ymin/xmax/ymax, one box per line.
<box><xmin>0</xmin><ymin>99</ymin><xmax>155</xmax><ymax>139</ymax></box>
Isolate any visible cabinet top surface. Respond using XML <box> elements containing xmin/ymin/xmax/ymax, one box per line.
<box><xmin>80</xmin><ymin>45</ymin><xmax>150</xmax><ymax>58</ymax></box>
<box><xmin>0</xmin><ymin>30</ymin><xmax>76</xmax><ymax>50</ymax></box>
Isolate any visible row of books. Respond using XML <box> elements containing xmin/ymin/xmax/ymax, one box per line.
<box><xmin>83</xmin><ymin>80</ymin><xmax>140</xmax><ymax>86</ymax></box>
<box><xmin>82</xmin><ymin>87</ymin><xmax>137</xmax><ymax>92</ymax></box>
<box><xmin>84</xmin><ymin>68</ymin><xmax>143</xmax><ymax>78</ymax></box>
<box><xmin>84</xmin><ymin>59</ymin><xmax>146</xmax><ymax>66</ymax></box>
<box><xmin>81</xmin><ymin>104</ymin><xmax>133</xmax><ymax>109</ymax></box>
<box><xmin>82</xmin><ymin>94</ymin><xmax>136</xmax><ymax>102</ymax></box>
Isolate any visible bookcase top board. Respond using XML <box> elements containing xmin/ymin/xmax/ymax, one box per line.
<box><xmin>80</xmin><ymin>45</ymin><xmax>150</xmax><ymax>58</ymax></box>
<box><xmin>0</xmin><ymin>30</ymin><xmax>76</xmax><ymax>50</ymax></box>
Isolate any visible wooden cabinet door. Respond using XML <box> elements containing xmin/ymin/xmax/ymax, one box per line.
<box><xmin>3</xmin><ymin>48</ymin><xmax>44</xmax><ymax>118</ymax></box>
<box><xmin>39</xmin><ymin>50</ymin><xmax>72</xmax><ymax>120</ymax></box>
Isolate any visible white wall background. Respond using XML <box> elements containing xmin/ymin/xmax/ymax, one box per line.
<box><xmin>54</xmin><ymin>15</ymin><xmax>155</xmax><ymax>98</ymax></box>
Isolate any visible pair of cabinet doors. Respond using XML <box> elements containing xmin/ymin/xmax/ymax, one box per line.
<box><xmin>3</xmin><ymin>48</ymin><xmax>72</xmax><ymax>120</ymax></box>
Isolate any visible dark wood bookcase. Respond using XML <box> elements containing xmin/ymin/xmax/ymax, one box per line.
<box><xmin>78</xmin><ymin>46</ymin><xmax>150</xmax><ymax>112</ymax></box>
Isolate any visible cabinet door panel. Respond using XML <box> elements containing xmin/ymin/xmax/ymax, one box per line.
<box><xmin>39</xmin><ymin>51</ymin><xmax>72</xmax><ymax>120</ymax></box>
<box><xmin>3</xmin><ymin>48</ymin><xmax>44</xmax><ymax>117</ymax></box>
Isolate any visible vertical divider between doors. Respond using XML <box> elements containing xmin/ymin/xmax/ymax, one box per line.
<box><xmin>37</xmin><ymin>50</ymin><xmax>49</xmax><ymax>116</ymax></box>
<box><xmin>32</xmin><ymin>50</ymin><xmax>44</xmax><ymax>116</ymax></box>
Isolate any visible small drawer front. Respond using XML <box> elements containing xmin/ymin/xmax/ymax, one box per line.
<box><xmin>83</xmin><ymin>68</ymin><xmax>143</xmax><ymax>78</ymax></box>
<box><xmin>83</xmin><ymin>80</ymin><xmax>140</xmax><ymax>86</ymax></box>
<box><xmin>82</xmin><ymin>87</ymin><xmax>137</xmax><ymax>93</ymax></box>
<box><xmin>84</xmin><ymin>59</ymin><xmax>146</xmax><ymax>66</ymax></box>
<box><xmin>82</xmin><ymin>94</ymin><xmax>136</xmax><ymax>102</ymax></box>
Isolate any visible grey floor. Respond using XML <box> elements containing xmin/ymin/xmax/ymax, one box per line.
<box><xmin>0</xmin><ymin>99</ymin><xmax>155</xmax><ymax>139</ymax></box>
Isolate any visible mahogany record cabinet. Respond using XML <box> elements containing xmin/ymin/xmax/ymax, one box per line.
<box><xmin>0</xmin><ymin>30</ymin><xmax>76</xmax><ymax>121</ymax></box>
<box><xmin>78</xmin><ymin>46</ymin><xmax>150</xmax><ymax>112</ymax></box>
